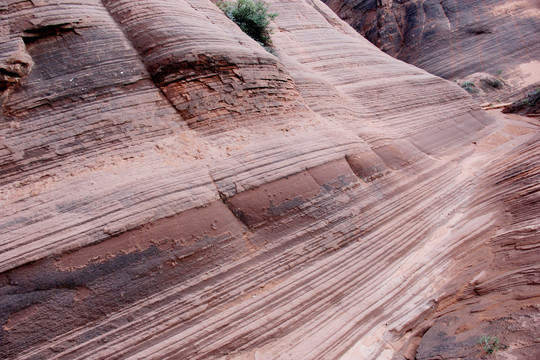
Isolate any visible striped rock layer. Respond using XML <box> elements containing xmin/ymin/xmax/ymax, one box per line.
<box><xmin>323</xmin><ymin>0</ymin><xmax>540</xmax><ymax>91</ymax></box>
<box><xmin>0</xmin><ymin>0</ymin><xmax>538</xmax><ymax>359</ymax></box>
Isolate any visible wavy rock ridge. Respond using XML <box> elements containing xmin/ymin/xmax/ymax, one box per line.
<box><xmin>0</xmin><ymin>0</ymin><xmax>538</xmax><ymax>359</ymax></box>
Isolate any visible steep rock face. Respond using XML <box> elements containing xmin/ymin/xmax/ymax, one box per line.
<box><xmin>322</xmin><ymin>0</ymin><xmax>540</xmax><ymax>91</ymax></box>
<box><xmin>0</xmin><ymin>0</ymin><xmax>538</xmax><ymax>359</ymax></box>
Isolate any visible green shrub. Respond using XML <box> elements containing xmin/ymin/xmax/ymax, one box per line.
<box><xmin>217</xmin><ymin>0</ymin><xmax>277</xmax><ymax>51</ymax></box>
<box><xmin>460</xmin><ymin>81</ymin><xmax>477</xmax><ymax>93</ymax></box>
<box><xmin>503</xmin><ymin>88</ymin><xmax>540</xmax><ymax>115</ymax></box>
<box><xmin>482</xmin><ymin>78</ymin><xmax>504</xmax><ymax>89</ymax></box>
<box><xmin>479</xmin><ymin>335</ymin><xmax>507</xmax><ymax>355</ymax></box>
<box><xmin>522</xmin><ymin>88</ymin><xmax>540</xmax><ymax>106</ymax></box>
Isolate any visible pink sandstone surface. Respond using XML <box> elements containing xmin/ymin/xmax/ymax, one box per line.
<box><xmin>0</xmin><ymin>0</ymin><xmax>538</xmax><ymax>359</ymax></box>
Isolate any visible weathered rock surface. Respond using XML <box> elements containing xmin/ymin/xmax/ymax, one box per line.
<box><xmin>410</xmin><ymin>111</ymin><xmax>540</xmax><ymax>360</ymax></box>
<box><xmin>0</xmin><ymin>0</ymin><xmax>538</xmax><ymax>359</ymax></box>
<box><xmin>323</xmin><ymin>0</ymin><xmax>540</xmax><ymax>99</ymax></box>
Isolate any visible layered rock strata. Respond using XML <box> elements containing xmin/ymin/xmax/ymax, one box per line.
<box><xmin>382</xmin><ymin>111</ymin><xmax>540</xmax><ymax>359</ymax></box>
<box><xmin>0</xmin><ymin>0</ymin><xmax>538</xmax><ymax>359</ymax></box>
<box><xmin>323</xmin><ymin>0</ymin><xmax>540</xmax><ymax>99</ymax></box>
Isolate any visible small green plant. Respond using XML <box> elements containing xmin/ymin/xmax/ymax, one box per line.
<box><xmin>460</xmin><ymin>81</ymin><xmax>477</xmax><ymax>93</ymax></box>
<box><xmin>479</xmin><ymin>335</ymin><xmax>507</xmax><ymax>355</ymax></box>
<box><xmin>217</xmin><ymin>0</ymin><xmax>278</xmax><ymax>52</ymax></box>
<box><xmin>522</xmin><ymin>88</ymin><xmax>540</xmax><ymax>106</ymax></box>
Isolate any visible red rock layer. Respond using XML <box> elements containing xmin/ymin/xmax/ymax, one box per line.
<box><xmin>0</xmin><ymin>0</ymin><xmax>537</xmax><ymax>359</ymax></box>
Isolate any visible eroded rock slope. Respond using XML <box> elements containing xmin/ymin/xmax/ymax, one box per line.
<box><xmin>0</xmin><ymin>0</ymin><xmax>538</xmax><ymax>359</ymax></box>
<box><xmin>323</xmin><ymin>0</ymin><xmax>540</xmax><ymax>99</ymax></box>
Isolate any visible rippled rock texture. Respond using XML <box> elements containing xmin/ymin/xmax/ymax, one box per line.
<box><xmin>0</xmin><ymin>0</ymin><xmax>538</xmax><ymax>359</ymax></box>
<box><xmin>323</xmin><ymin>0</ymin><xmax>540</xmax><ymax>97</ymax></box>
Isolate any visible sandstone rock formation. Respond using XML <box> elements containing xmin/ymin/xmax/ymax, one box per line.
<box><xmin>0</xmin><ymin>0</ymin><xmax>538</xmax><ymax>359</ymax></box>
<box><xmin>323</xmin><ymin>0</ymin><xmax>540</xmax><ymax>101</ymax></box>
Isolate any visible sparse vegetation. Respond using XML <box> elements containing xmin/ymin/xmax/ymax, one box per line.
<box><xmin>460</xmin><ymin>81</ymin><xmax>477</xmax><ymax>93</ymax></box>
<box><xmin>503</xmin><ymin>88</ymin><xmax>540</xmax><ymax>115</ymax></box>
<box><xmin>217</xmin><ymin>0</ymin><xmax>278</xmax><ymax>53</ymax></box>
<box><xmin>481</xmin><ymin>78</ymin><xmax>504</xmax><ymax>89</ymax></box>
<box><xmin>479</xmin><ymin>335</ymin><xmax>507</xmax><ymax>355</ymax></box>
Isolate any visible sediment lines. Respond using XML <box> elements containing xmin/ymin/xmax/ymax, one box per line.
<box><xmin>1</xmin><ymin>1</ymin><xmax>538</xmax><ymax>359</ymax></box>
